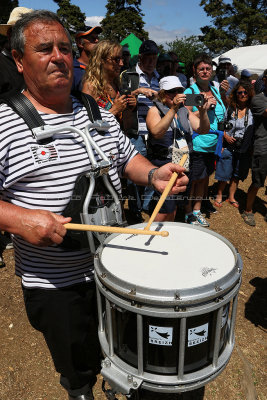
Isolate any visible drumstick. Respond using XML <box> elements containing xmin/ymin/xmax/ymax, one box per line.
<box><xmin>65</xmin><ymin>223</ymin><xmax>169</xmax><ymax>237</ymax></box>
<box><xmin>144</xmin><ymin>154</ymin><xmax>188</xmax><ymax>231</ymax></box>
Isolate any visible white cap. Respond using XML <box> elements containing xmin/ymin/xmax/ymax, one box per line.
<box><xmin>159</xmin><ymin>76</ymin><xmax>183</xmax><ymax>91</ymax></box>
<box><xmin>218</xmin><ymin>56</ymin><xmax>231</xmax><ymax>64</ymax></box>
<box><xmin>0</xmin><ymin>7</ymin><xmax>33</xmax><ymax>36</ymax></box>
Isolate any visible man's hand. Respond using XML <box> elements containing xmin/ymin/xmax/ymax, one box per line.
<box><xmin>19</xmin><ymin>209</ymin><xmax>71</xmax><ymax>247</ymax></box>
<box><xmin>152</xmin><ymin>163</ymin><xmax>189</xmax><ymax>194</ymax></box>
<box><xmin>132</xmin><ymin>87</ymin><xmax>158</xmax><ymax>100</ymax></box>
<box><xmin>220</xmin><ymin>79</ymin><xmax>229</xmax><ymax>93</ymax></box>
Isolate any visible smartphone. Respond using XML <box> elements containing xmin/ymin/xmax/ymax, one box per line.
<box><xmin>217</xmin><ymin>68</ymin><xmax>228</xmax><ymax>83</ymax></box>
<box><xmin>185</xmin><ymin>94</ymin><xmax>204</xmax><ymax>107</ymax></box>
<box><xmin>120</xmin><ymin>88</ymin><xmax>131</xmax><ymax>96</ymax></box>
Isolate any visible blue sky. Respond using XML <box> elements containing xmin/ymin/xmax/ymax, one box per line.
<box><xmin>19</xmin><ymin>0</ymin><xmax>212</xmax><ymax>46</ymax></box>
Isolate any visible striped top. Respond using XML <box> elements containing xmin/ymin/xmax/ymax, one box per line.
<box><xmin>0</xmin><ymin>96</ymin><xmax>137</xmax><ymax>289</ymax></box>
<box><xmin>135</xmin><ymin>64</ymin><xmax>160</xmax><ymax>135</ymax></box>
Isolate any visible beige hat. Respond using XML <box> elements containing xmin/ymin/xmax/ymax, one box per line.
<box><xmin>0</xmin><ymin>7</ymin><xmax>33</xmax><ymax>36</ymax></box>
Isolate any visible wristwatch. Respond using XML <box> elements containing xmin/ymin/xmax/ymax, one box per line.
<box><xmin>148</xmin><ymin>167</ymin><xmax>158</xmax><ymax>189</ymax></box>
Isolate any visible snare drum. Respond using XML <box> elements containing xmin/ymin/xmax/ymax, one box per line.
<box><xmin>94</xmin><ymin>222</ymin><xmax>242</xmax><ymax>395</ymax></box>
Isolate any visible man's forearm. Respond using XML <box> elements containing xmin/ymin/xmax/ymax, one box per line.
<box><xmin>124</xmin><ymin>153</ymin><xmax>154</xmax><ymax>186</ymax></box>
<box><xmin>0</xmin><ymin>201</ymin><xmax>25</xmax><ymax>234</ymax></box>
<box><xmin>0</xmin><ymin>200</ymin><xmax>70</xmax><ymax>246</ymax></box>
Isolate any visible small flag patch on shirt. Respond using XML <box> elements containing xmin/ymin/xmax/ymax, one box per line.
<box><xmin>29</xmin><ymin>144</ymin><xmax>60</xmax><ymax>165</ymax></box>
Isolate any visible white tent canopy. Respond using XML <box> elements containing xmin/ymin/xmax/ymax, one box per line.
<box><xmin>213</xmin><ymin>44</ymin><xmax>267</xmax><ymax>76</ymax></box>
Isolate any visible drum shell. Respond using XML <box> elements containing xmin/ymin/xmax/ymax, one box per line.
<box><xmin>95</xmin><ymin>223</ymin><xmax>242</xmax><ymax>392</ymax></box>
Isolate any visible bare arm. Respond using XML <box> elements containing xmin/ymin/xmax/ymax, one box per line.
<box><xmin>146</xmin><ymin>106</ymin><xmax>175</xmax><ymax>139</ymax></box>
<box><xmin>124</xmin><ymin>153</ymin><xmax>189</xmax><ymax>194</ymax></box>
<box><xmin>131</xmin><ymin>87</ymin><xmax>158</xmax><ymax>100</ymax></box>
<box><xmin>146</xmin><ymin>94</ymin><xmax>187</xmax><ymax>139</ymax></box>
<box><xmin>0</xmin><ymin>201</ymin><xmax>71</xmax><ymax>247</ymax></box>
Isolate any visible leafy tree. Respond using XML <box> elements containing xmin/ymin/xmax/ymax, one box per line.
<box><xmin>0</xmin><ymin>0</ymin><xmax>18</xmax><ymax>24</ymax></box>
<box><xmin>166</xmin><ymin>36</ymin><xmax>207</xmax><ymax>76</ymax></box>
<box><xmin>101</xmin><ymin>0</ymin><xmax>148</xmax><ymax>42</ymax></box>
<box><xmin>53</xmin><ymin>0</ymin><xmax>86</xmax><ymax>37</ymax></box>
<box><xmin>199</xmin><ymin>0</ymin><xmax>267</xmax><ymax>54</ymax></box>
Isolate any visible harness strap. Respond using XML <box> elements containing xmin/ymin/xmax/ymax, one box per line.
<box><xmin>0</xmin><ymin>92</ymin><xmax>45</xmax><ymax>131</ymax></box>
<box><xmin>0</xmin><ymin>91</ymin><xmax>103</xmax><ymax>137</ymax></box>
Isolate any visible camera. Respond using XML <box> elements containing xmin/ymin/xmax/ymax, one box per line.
<box><xmin>217</xmin><ymin>68</ymin><xmax>228</xmax><ymax>83</ymax></box>
<box><xmin>217</xmin><ymin>121</ymin><xmax>233</xmax><ymax>131</ymax></box>
<box><xmin>185</xmin><ymin>94</ymin><xmax>204</xmax><ymax>107</ymax></box>
<box><xmin>209</xmin><ymin>104</ymin><xmax>216</xmax><ymax>111</ymax></box>
<box><xmin>233</xmin><ymin>137</ymin><xmax>243</xmax><ymax>150</ymax></box>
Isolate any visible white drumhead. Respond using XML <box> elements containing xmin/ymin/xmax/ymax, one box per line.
<box><xmin>99</xmin><ymin>223</ymin><xmax>236</xmax><ymax>292</ymax></box>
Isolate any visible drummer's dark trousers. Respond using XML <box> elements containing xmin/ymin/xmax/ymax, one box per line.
<box><xmin>22</xmin><ymin>282</ymin><xmax>101</xmax><ymax>397</ymax></box>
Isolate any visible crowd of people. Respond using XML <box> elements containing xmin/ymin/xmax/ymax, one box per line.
<box><xmin>0</xmin><ymin>6</ymin><xmax>266</xmax><ymax>400</ymax></box>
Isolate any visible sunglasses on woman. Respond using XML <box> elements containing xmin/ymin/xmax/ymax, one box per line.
<box><xmin>166</xmin><ymin>88</ymin><xmax>184</xmax><ymax>94</ymax></box>
<box><xmin>237</xmin><ymin>90</ymin><xmax>248</xmax><ymax>96</ymax></box>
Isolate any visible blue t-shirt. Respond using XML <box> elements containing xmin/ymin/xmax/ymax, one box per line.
<box><xmin>71</xmin><ymin>58</ymin><xmax>86</xmax><ymax>94</ymax></box>
<box><xmin>184</xmin><ymin>83</ymin><xmax>226</xmax><ymax>152</ymax></box>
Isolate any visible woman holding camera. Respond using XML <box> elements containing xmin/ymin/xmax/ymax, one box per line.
<box><xmin>214</xmin><ymin>81</ymin><xmax>255</xmax><ymax>208</ymax></box>
<box><xmin>145</xmin><ymin>76</ymin><xmax>210</xmax><ymax>222</ymax></box>
<box><xmin>184</xmin><ymin>54</ymin><xmax>228</xmax><ymax>226</ymax></box>
<box><xmin>82</xmin><ymin>40</ymin><xmax>136</xmax><ymax>121</ymax></box>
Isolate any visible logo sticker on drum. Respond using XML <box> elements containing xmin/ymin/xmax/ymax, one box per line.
<box><xmin>149</xmin><ymin>325</ymin><xmax>173</xmax><ymax>346</ymax></box>
<box><xmin>188</xmin><ymin>323</ymin><xmax>209</xmax><ymax>347</ymax></box>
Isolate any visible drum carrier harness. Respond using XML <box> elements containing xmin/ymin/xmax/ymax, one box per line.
<box><xmin>0</xmin><ymin>92</ymin><xmax>126</xmax><ymax>253</ymax></box>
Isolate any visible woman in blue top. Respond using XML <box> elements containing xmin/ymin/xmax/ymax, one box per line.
<box><xmin>146</xmin><ymin>76</ymin><xmax>210</xmax><ymax>222</ymax></box>
<box><xmin>214</xmin><ymin>81</ymin><xmax>255</xmax><ymax>208</ymax></box>
<box><xmin>184</xmin><ymin>53</ymin><xmax>229</xmax><ymax>226</ymax></box>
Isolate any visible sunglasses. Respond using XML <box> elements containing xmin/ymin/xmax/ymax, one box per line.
<box><xmin>237</xmin><ymin>90</ymin><xmax>248</xmax><ymax>95</ymax></box>
<box><xmin>166</xmin><ymin>88</ymin><xmax>184</xmax><ymax>94</ymax></box>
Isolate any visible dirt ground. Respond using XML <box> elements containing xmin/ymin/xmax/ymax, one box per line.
<box><xmin>0</xmin><ymin>173</ymin><xmax>266</xmax><ymax>400</ymax></box>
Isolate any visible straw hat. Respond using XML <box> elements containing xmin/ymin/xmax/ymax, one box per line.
<box><xmin>0</xmin><ymin>7</ymin><xmax>33</xmax><ymax>36</ymax></box>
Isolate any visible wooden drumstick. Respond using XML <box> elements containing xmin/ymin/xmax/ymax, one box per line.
<box><xmin>65</xmin><ymin>223</ymin><xmax>169</xmax><ymax>237</ymax></box>
<box><xmin>144</xmin><ymin>154</ymin><xmax>188</xmax><ymax>231</ymax></box>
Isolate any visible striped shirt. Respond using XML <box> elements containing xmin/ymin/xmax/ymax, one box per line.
<box><xmin>0</xmin><ymin>96</ymin><xmax>137</xmax><ymax>289</ymax></box>
<box><xmin>135</xmin><ymin>64</ymin><xmax>160</xmax><ymax>135</ymax></box>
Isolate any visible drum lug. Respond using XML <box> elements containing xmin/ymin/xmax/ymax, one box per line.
<box><xmin>174</xmin><ymin>292</ymin><xmax>181</xmax><ymax>300</ymax></box>
<box><xmin>101</xmin><ymin>357</ymin><xmax>143</xmax><ymax>396</ymax></box>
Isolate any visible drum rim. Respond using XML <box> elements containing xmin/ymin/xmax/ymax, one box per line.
<box><xmin>94</xmin><ymin>222</ymin><xmax>242</xmax><ymax>305</ymax></box>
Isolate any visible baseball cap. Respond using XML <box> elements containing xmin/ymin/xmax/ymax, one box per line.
<box><xmin>159</xmin><ymin>76</ymin><xmax>183</xmax><ymax>91</ymax></box>
<box><xmin>139</xmin><ymin>40</ymin><xmax>159</xmax><ymax>55</ymax></box>
<box><xmin>218</xmin><ymin>56</ymin><xmax>232</xmax><ymax>64</ymax></box>
<box><xmin>0</xmin><ymin>7</ymin><xmax>33</xmax><ymax>36</ymax></box>
<box><xmin>241</xmin><ymin>69</ymin><xmax>251</xmax><ymax>78</ymax></box>
<box><xmin>75</xmin><ymin>26</ymin><xmax>102</xmax><ymax>39</ymax></box>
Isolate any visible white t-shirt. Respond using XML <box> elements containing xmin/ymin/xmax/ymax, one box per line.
<box><xmin>0</xmin><ymin>97</ymin><xmax>137</xmax><ymax>289</ymax></box>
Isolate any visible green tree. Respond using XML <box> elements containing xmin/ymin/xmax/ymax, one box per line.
<box><xmin>166</xmin><ymin>36</ymin><xmax>207</xmax><ymax>76</ymax></box>
<box><xmin>53</xmin><ymin>0</ymin><xmax>86</xmax><ymax>37</ymax></box>
<box><xmin>101</xmin><ymin>0</ymin><xmax>148</xmax><ymax>42</ymax></box>
<box><xmin>0</xmin><ymin>0</ymin><xmax>18</xmax><ymax>24</ymax></box>
<box><xmin>199</xmin><ymin>0</ymin><xmax>267</xmax><ymax>54</ymax></box>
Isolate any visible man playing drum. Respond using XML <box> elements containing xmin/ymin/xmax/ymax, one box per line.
<box><xmin>0</xmin><ymin>10</ymin><xmax>188</xmax><ymax>400</ymax></box>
